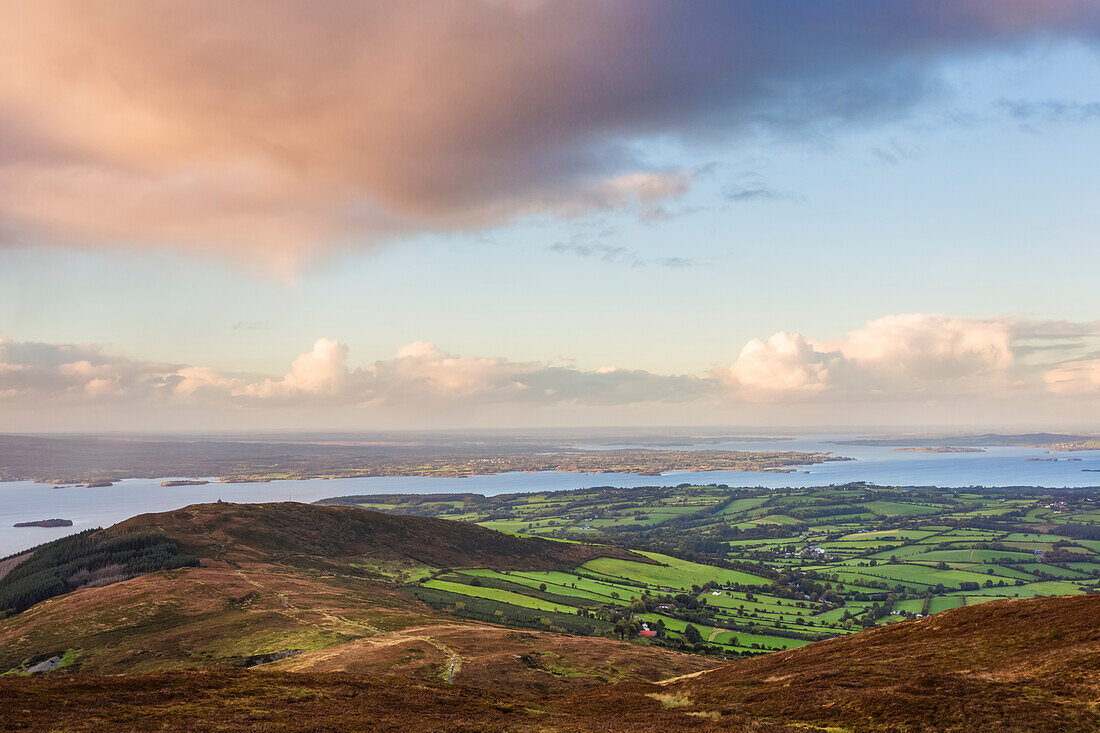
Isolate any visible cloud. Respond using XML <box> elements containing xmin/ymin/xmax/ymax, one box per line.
<box><xmin>723</xmin><ymin>332</ymin><xmax>835</xmax><ymax>394</ymax></box>
<box><xmin>0</xmin><ymin>333</ymin><xmax>180</xmax><ymax>403</ymax></box>
<box><xmin>996</xmin><ymin>98</ymin><xmax>1100</xmax><ymax>128</ymax></box>
<box><xmin>724</xmin><ymin>168</ymin><xmax>802</xmax><ymax>203</ymax></box>
<box><xmin>715</xmin><ymin>314</ymin><xmax>1095</xmax><ymax>401</ymax></box>
<box><xmin>3</xmin><ymin>314</ymin><xmax>1100</xmax><ymax>426</ymax></box>
<box><xmin>243</xmin><ymin>338</ymin><xmax>351</xmax><ymax>399</ymax></box>
<box><xmin>547</xmin><ymin>241</ymin><xmax>704</xmax><ymax>268</ymax></box>
<box><xmin>870</xmin><ymin>140</ymin><xmax>922</xmax><ymax>165</ymax></box>
<box><xmin>547</xmin><ymin>242</ymin><xmax>645</xmax><ymax>267</ymax></box>
<box><xmin>725</xmin><ymin>186</ymin><xmax>801</xmax><ymax>203</ymax></box>
<box><xmin>1044</xmin><ymin>358</ymin><xmax>1100</xmax><ymax>395</ymax></box>
<box><xmin>2</xmin><ymin>1</ymin><xmax>1099</xmax><ymax>267</ymax></box>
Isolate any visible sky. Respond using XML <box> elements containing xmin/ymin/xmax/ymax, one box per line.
<box><xmin>2</xmin><ymin>0</ymin><xmax>1100</xmax><ymax>432</ymax></box>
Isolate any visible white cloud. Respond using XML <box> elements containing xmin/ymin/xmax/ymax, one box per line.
<box><xmin>716</xmin><ymin>314</ymin><xmax>1086</xmax><ymax>401</ymax></box>
<box><xmin>361</xmin><ymin>341</ymin><xmax>538</xmax><ymax>401</ymax></box>
<box><xmin>837</xmin><ymin>314</ymin><xmax>1013</xmax><ymax>383</ymax></box>
<box><xmin>1044</xmin><ymin>359</ymin><xmax>1100</xmax><ymax>395</ymax></box>
<box><xmin>243</xmin><ymin>338</ymin><xmax>350</xmax><ymax>399</ymax></box>
<box><xmin>722</xmin><ymin>332</ymin><xmax>835</xmax><ymax>395</ymax></box>
<box><xmin>2</xmin><ymin>314</ymin><xmax>1099</xmax><ymax>428</ymax></box>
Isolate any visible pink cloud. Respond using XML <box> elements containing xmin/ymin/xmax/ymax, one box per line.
<box><xmin>1045</xmin><ymin>359</ymin><xmax>1100</xmax><ymax>395</ymax></box>
<box><xmin>0</xmin><ymin>2</ymin><xmax>1097</xmax><ymax>267</ymax></box>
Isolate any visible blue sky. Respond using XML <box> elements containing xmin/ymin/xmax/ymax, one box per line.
<box><xmin>1</xmin><ymin>3</ymin><xmax>1099</xmax><ymax>430</ymax></box>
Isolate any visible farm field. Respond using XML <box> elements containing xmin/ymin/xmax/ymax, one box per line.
<box><xmin>320</xmin><ymin>482</ymin><xmax>1100</xmax><ymax>656</ymax></box>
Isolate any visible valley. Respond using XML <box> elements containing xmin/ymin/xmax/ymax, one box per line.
<box><xmin>322</xmin><ymin>483</ymin><xmax>1100</xmax><ymax>654</ymax></box>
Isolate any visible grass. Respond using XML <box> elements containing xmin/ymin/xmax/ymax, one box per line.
<box><xmin>454</xmin><ymin>569</ymin><xmax>615</xmax><ymax>604</ymax></box>
<box><xmin>582</xmin><ymin>552</ymin><xmax>768</xmax><ymax>591</ymax></box>
<box><xmin>907</xmin><ymin>549</ymin><xmax>1034</xmax><ymax>563</ymax></box>
<box><xmin>420</xmin><ymin>579</ymin><xmax>579</xmax><ymax>613</ymax></box>
<box><xmin>860</xmin><ymin>501</ymin><xmax>945</xmax><ymax>516</ymax></box>
<box><xmin>945</xmin><ymin>580</ymin><xmax>1087</xmax><ymax>598</ymax></box>
<box><xmin>834</xmin><ymin>562</ymin><xmax>1003</xmax><ymax>588</ymax></box>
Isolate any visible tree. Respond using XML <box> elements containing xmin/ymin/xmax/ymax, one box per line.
<box><xmin>683</xmin><ymin>624</ymin><xmax>703</xmax><ymax>645</ymax></box>
<box><xmin>539</xmin><ymin>583</ymin><xmax>547</xmax><ymax>592</ymax></box>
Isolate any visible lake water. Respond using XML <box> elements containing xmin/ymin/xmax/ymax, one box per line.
<box><xmin>2</xmin><ymin>434</ymin><xmax>1098</xmax><ymax>557</ymax></box>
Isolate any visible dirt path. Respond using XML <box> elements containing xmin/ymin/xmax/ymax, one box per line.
<box><xmin>654</xmin><ymin>668</ymin><xmax>718</xmax><ymax>686</ymax></box>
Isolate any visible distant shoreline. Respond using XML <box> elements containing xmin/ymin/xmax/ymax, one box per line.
<box><xmin>891</xmin><ymin>446</ymin><xmax>986</xmax><ymax>454</ymax></box>
<box><xmin>12</xmin><ymin>448</ymin><xmax>849</xmax><ymax>486</ymax></box>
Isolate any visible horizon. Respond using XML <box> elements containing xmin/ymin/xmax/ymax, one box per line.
<box><xmin>5</xmin><ymin>425</ymin><xmax>1100</xmax><ymax>438</ymax></box>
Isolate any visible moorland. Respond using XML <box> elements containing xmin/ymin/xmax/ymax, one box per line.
<box><xmin>0</xmin><ymin>497</ymin><xmax>1096</xmax><ymax>731</ymax></box>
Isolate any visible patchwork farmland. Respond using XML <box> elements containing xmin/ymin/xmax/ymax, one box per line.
<box><xmin>323</xmin><ymin>483</ymin><xmax>1100</xmax><ymax>656</ymax></box>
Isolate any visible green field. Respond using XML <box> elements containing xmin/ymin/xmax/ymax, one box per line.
<box><xmin>583</xmin><ymin>552</ymin><xmax>769</xmax><ymax>590</ymax></box>
<box><xmin>421</xmin><ymin>579</ymin><xmax>579</xmax><ymax>613</ymax></box>
<box><xmin>342</xmin><ymin>482</ymin><xmax>1100</xmax><ymax>658</ymax></box>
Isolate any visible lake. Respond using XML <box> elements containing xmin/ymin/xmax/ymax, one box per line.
<box><xmin>2</xmin><ymin>434</ymin><xmax>1098</xmax><ymax>557</ymax></box>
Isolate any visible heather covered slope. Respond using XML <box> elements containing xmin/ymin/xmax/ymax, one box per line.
<box><xmin>3</xmin><ymin>502</ymin><xmax>1098</xmax><ymax>731</ymax></box>
<box><xmin>109</xmin><ymin>500</ymin><xmax>639</xmax><ymax>570</ymax></box>
<box><xmin>668</xmin><ymin>593</ymin><xmax>1100</xmax><ymax>731</ymax></box>
<box><xmin>1</xmin><ymin>595</ymin><xmax>1097</xmax><ymax>732</ymax></box>
<box><xmin>0</xmin><ymin>502</ymin><xmax>703</xmax><ymax>693</ymax></box>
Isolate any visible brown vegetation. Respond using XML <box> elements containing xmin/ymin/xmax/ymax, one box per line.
<box><xmin>671</xmin><ymin>593</ymin><xmax>1100</xmax><ymax>731</ymax></box>
<box><xmin>2</xmin><ymin>595</ymin><xmax>1097</xmax><ymax>731</ymax></box>
<box><xmin>0</xmin><ymin>503</ymin><xmax>699</xmax><ymax>694</ymax></box>
<box><xmin>110</xmin><ymin>501</ymin><xmax>641</xmax><ymax>569</ymax></box>
<box><xmin>2</xmin><ymin>501</ymin><xmax>1097</xmax><ymax>732</ymax></box>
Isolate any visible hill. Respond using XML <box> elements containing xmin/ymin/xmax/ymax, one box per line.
<box><xmin>109</xmin><ymin>500</ymin><xmax>639</xmax><ymax>569</ymax></box>
<box><xmin>0</xmin><ymin>502</ymin><xmax>708</xmax><ymax>695</ymax></box>
<box><xmin>670</xmin><ymin>593</ymin><xmax>1100</xmax><ymax>730</ymax></box>
<box><xmin>0</xmin><ymin>594</ymin><xmax>1096</xmax><ymax>731</ymax></box>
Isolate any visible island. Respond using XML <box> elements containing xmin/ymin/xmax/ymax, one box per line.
<box><xmin>891</xmin><ymin>446</ymin><xmax>985</xmax><ymax>454</ymax></box>
<box><xmin>13</xmin><ymin>518</ymin><xmax>73</xmax><ymax>528</ymax></box>
<box><xmin>160</xmin><ymin>480</ymin><xmax>211</xmax><ymax>487</ymax></box>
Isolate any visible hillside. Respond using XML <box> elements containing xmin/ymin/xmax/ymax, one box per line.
<box><xmin>0</xmin><ymin>502</ymin><xmax>708</xmax><ymax>694</ymax></box>
<box><xmin>109</xmin><ymin>501</ymin><xmax>639</xmax><ymax>570</ymax></box>
<box><xmin>318</xmin><ymin>483</ymin><xmax>1100</xmax><ymax>655</ymax></box>
<box><xmin>1</xmin><ymin>594</ymin><xmax>1097</xmax><ymax>731</ymax></box>
<box><xmin>671</xmin><ymin>593</ymin><xmax>1100</xmax><ymax>731</ymax></box>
